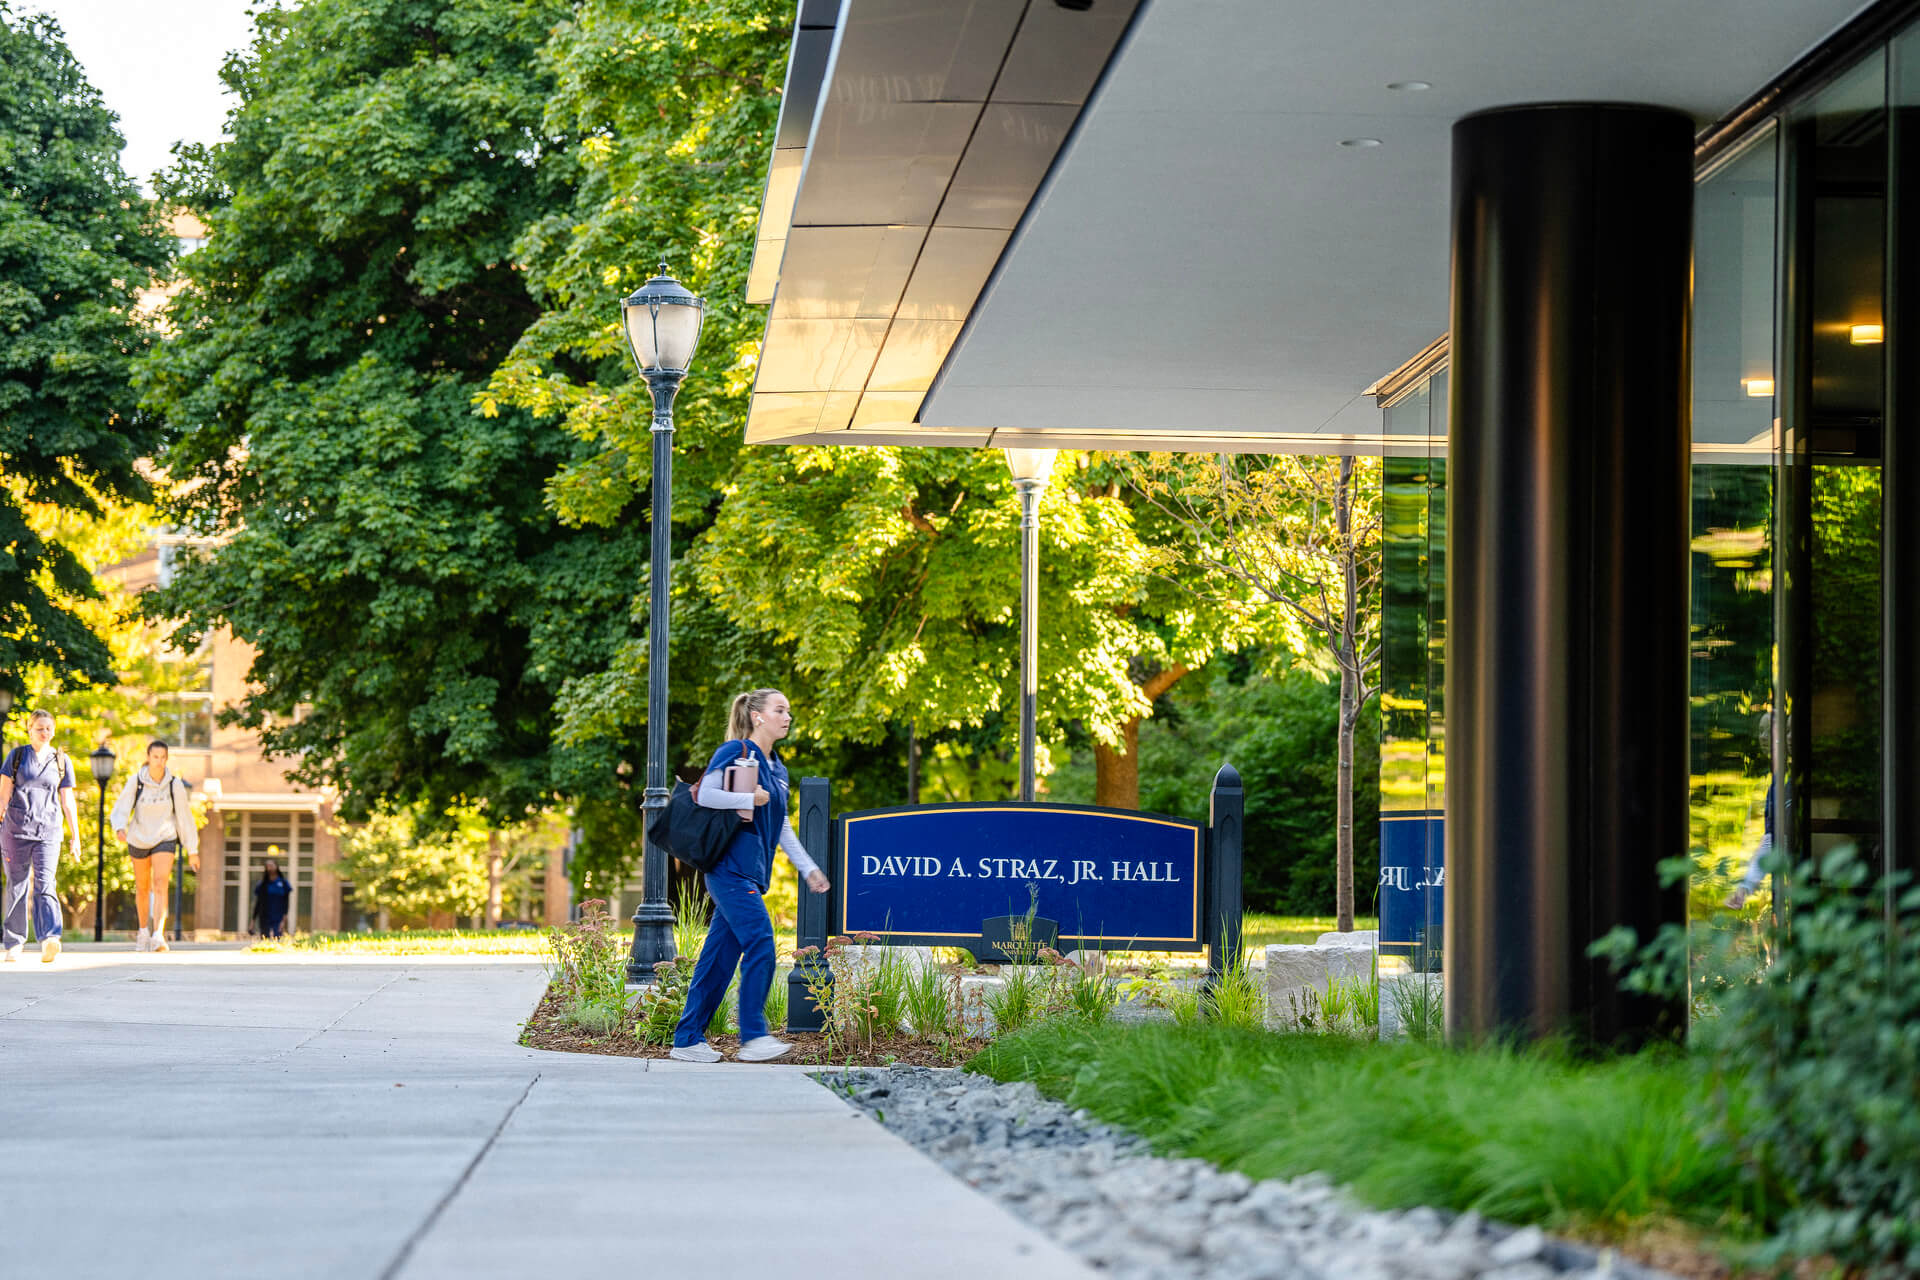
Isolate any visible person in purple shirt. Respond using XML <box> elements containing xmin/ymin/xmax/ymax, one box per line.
<box><xmin>670</xmin><ymin>688</ymin><xmax>831</xmax><ymax>1063</ymax></box>
<box><xmin>0</xmin><ymin>709</ymin><xmax>83</xmax><ymax>963</ymax></box>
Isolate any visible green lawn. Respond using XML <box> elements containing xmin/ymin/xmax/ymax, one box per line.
<box><xmin>249</xmin><ymin>929</ymin><xmax>553</xmax><ymax>956</ymax></box>
<box><xmin>969</xmin><ymin>1020</ymin><xmax>1761</xmax><ymax>1246</ymax></box>
<box><xmin>1242</xmin><ymin>914</ymin><xmax>1378</xmax><ymax>949</ymax></box>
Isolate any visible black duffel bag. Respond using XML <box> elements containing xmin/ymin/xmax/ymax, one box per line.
<box><xmin>646</xmin><ymin>779</ymin><xmax>737</xmax><ymax>873</ymax></box>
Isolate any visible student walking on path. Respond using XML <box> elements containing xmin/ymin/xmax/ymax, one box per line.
<box><xmin>0</xmin><ymin>709</ymin><xmax>83</xmax><ymax>963</ymax></box>
<box><xmin>672</xmin><ymin>688</ymin><xmax>830</xmax><ymax>1064</ymax></box>
<box><xmin>252</xmin><ymin>858</ymin><xmax>292</xmax><ymax>938</ymax></box>
<box><xmin>110</xmin><ymin>739</ymin><xmax>200</xmax><ymax>952</ymax></box>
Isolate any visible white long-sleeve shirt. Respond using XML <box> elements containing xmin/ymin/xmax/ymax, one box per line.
<box><xmin>695</xmin><ymin>769</ymin><xmax>819</xmax><ymax>878</ymax></box>
<box><xmin>109</xmin><ymin>768</ymin><xmax>198</xmax><ymax>855</ymax></box>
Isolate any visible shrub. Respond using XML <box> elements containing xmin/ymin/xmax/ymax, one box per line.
<box><xmin>637</xmin><ymin>955</ymin><xmax>694</xmax><ymax>1046</ymax></box>
<box><xmin>547</xmin><ymin>900</ymin><xmax>632</xmax><ymax>1032</ymax></box>
<box><xmin>984</xmin><ymin>963</ymin><xmax>1051</xmax><ymax>1036</ymax></box>
<box><xmin>1598</xmin><ymin>847</ymin><xmax>1920</xmax><ymax>1275</ymax></box>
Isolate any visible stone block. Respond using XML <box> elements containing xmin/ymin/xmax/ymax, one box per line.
<box><xmin>958</xmin><ymin>974</ymin><xmax>1004</xmax><ymax>1038</ymax></box>
<box><xmin>1315</xmin><ymin>929</ymin><xmax>1380</xmax><ymax>949</ymax></box>
<box><xmin>1263</xmin><ymin>943</ymin><xmax>1374</xmax><ymax>1029</ymax></box>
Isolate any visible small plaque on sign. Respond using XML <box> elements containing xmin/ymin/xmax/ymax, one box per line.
<box><xmin>979</xmin><ymin>913</ymin><xmax>1059</xmax><ymax>964</ymax></box>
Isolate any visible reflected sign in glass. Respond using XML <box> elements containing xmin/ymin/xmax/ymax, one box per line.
<box><xmin>1379</xmin><ymin>811</ymin><xmax>1444</xmax><ymax>955</ymax></box>
<box><xmin>837</xmin><ymin>805</ymin><xmax>1204</xmax><ymax>948</ymax></box>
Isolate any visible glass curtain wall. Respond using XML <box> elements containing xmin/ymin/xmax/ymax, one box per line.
<box><xmin>1378</xmin><ymin>377</ymin><xmax>1445</xmax><ymax>970</ymax></box>
<box><xmin>1777</xmin><ymin>53</ymin><xmax>1889</xmax><ymax>882</ymax></box>
<box><xmin>1690</xmin><ymin>129</ymin><xmax>1779</xmax><ymax>928</ymax></box>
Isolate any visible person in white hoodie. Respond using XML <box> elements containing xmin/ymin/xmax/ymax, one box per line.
<box><xmin>109</xmin><ymin>740</ymin><xmax>199</xmax><ymax>953</ymax></box>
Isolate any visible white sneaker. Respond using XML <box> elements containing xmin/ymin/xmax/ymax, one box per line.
<box><xmin>3</xmin><ymin>945</ymin><xmax>20</xmax><ymax>962</ymax></box>
<box><xmin>150</xmin><ymin>933</ymin><xmax>170</xmax><ymax>954</ymax></box>
<box><xmin>668</xmin><ymin>1042</ymin><xmax>723</xmax><ymax>1063</ymax></box>
<box><xmin>40</xmin><ymin>937</ymin><xmax>60</xmax><ymax>964</ymax></box>
<box><xmin>736</xmin><ymin>1035</ymin><xmax>793</xmax><ymax>1063</ymax></box>
<box><xmin>135</xmin><ymin>929</ymin><xmax>151</xmax><ymax>952</ymax></box>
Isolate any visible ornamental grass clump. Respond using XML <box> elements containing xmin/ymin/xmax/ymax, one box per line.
<box><xmin>903</xmin><ymin>960</ymin><xmax>957</xmax><ymax>1036</ymax></box>
<box><xmin>1202</xmin><ymin>946</ymin><xmax>1266</xmax><ymax>1031</ymax></box>
<box><xmin>1598</xmin><ymin>846</ymin><xmax>1920</xmax><ymax>1276</ymax></box>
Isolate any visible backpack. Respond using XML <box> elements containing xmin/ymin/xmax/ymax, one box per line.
<box><xmin>133</xmin><ymin>770</ymin><xmax>191</xmax><ymax>842</ymax></box>
<box><xmin>5</xmin><ymin>744</ymin><xmax>71</xmax><ymax>789</ymax></box>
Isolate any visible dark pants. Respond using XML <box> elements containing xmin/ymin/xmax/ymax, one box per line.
<box><xmin>673</xmin><ymin>843</ymin><xmax>775</xmax><ymax>1047</ymax></box>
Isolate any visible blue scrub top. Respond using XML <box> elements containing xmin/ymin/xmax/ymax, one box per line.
<box><xmin>704</xmin><ymin>739</ymin><xmax>788</xmax><ymax>888</ymax></box>
<box><xmin>2</xmin><ymin>746</ymin><xmax>74</xmax><ymax>845</ymax></box>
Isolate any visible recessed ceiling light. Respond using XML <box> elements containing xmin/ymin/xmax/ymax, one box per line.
<box><xmin>1850</xmin><ymin>323</ymin><xmax>1884</xmax><ymax>345</ymax></box>
<box><xmin>1388</xmin><ymin>81</ymin><xmax>1432</xmax><ymax>91</ymax></box>
<box><xmin>1340</xmin><ymin>138</ymin><xmax>1383</xmax><ymax>149</ymax></box>
<box><xmin>1743</xmin><ymin>378</ymin><xmax>1775</xmax><ymax>398</ymax></box>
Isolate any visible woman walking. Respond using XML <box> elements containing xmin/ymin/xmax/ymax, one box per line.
<box><xmin>252</xmin><ymin>857</ymin><xmax>292</xmax><ymax>938</ymax></box>
<box><xmin>110</xmin><ymin>740</ymin><xmax>200</xmax><ymax>952</ymax></box>
<box><xmin>0</xmin><ymin>710</ymin><xmax>83</xmax><ymax>963</ymax></box>
<box><xmin>672</xmin><ymin>688</ymin><xmax>830</xmax><ymax>1063</ymax></box>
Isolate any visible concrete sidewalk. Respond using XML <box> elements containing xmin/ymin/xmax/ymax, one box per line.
<box><xmin>1</xmin><ymin>950</ymin><xmax>1092</xmax><ymax>1280</ymax></box>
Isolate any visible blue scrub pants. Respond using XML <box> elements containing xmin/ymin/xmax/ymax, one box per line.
<box><xmin>674</xmin><ymin>840</ymin><xmax>775</xmax><ymax>1047</ymax></box>
<box><xmin>1</xmin><ymin>838</ymin><xmax>64</xmax><ymax>949</ymax></box>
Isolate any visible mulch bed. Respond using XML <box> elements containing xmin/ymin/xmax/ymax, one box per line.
<box><xmin>518</xmin><ymin>985</ymin><xmax>976</xmax><ymax>1068</ymax></box>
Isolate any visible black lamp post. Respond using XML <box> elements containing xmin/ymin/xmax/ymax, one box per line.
<box><xmin>88</xmin><ymin>744</ymin><xmax>115</xmax><ymax>942</ymax></box>
<box><xmin>620</xmin><ymin>262</ymin><xmax>705</xmax><ymax>982</ymax></box>
<box><xmin>1004</xmin><ymin>448</ymin><xmax>1055</xmax><ymax>803</ymax></box>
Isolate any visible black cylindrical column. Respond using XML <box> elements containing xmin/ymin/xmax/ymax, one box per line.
<box><xmin>1885</xmin><ymin>94</ymin><xmax>1919</xmax><ymax>909</ymax></box>
<box><xmin>1446</xmin><ymin>104</ymin><xmax>1692</xmax><ymax>1046</ymax></box>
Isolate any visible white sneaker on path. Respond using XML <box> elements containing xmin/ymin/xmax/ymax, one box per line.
<box><xmin>135</xmin><ymin>929</ymin><xmax>151</xmax><ymax>952</ymax></box>
<box><xmin>3</xmin><ymin>945</ymin><xmax>19</xmax><ymax>962</ymax></box>
<box><xmin>668</xmin><ymin>1042</ymin><xmax>723</xmax><ymax>1063</ymax></box>
<box><xmin>736</xmin><ymin>1036</ymin><xmax>793</xmax><ymax>1062</ymax></box>
<box><xmin>40</xmin><ymin>937</ymin><xmax>59</xmax><ymax>963</ymax></box>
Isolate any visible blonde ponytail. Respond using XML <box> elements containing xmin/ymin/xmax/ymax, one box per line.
<box><xmin>728</xmin><ymin>688</ymin><xmax>783</xmax><ymax>741</ymax></box>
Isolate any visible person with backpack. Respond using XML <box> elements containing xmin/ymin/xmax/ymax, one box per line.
<box><xmin>110</xmin><ymin>739</ymin><xmax>200</xmax><ymax>953</ymax></box>
<box><xmin>0</xmin><ymin>709</ymin><xmax>82</xmax><ymax>963</ymax></box>
<box><xmin>671</xmin><ymin>688</ymin><xmax>830</xmax><ymax>1064</ymax></box>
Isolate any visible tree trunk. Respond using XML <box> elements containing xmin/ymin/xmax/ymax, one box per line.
<box><xmin>1094</xmin><ymin>717</ymin><xmax>1141</xmax><ymax>809</ymax></box>
<box><xmin>1336</xmin><ymin>666</ymin><xmax>1356</xmax><ymax>932</ymax></box>
<box><xmin>1335</xmin><ymin>454</ymin><xmax>1358</xmax><ymax>933</ymax></box>
<box><xmin>485</xmin><ymin>829</ymin><xmax>503</xmax><ymax>929</ymax></box>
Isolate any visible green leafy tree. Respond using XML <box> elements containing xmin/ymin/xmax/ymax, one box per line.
<box><xmin>329</xmin><ymin>810</ymin><xmax>490</xmax><ymax>922</ymax></box>
<box><xmin>1131</xmin><ymin>453</ymin><xmax>1384</xmax><ymax>930</ymax></box>
<box><xmin>137</xmin><ymin>0</ymin><xmax>641</xmax><ymax>834</ymax></box>
<box><xmin>0</xmin><ymin>3</ymin><xmax>172</xmax><ymax>699</ymax></box>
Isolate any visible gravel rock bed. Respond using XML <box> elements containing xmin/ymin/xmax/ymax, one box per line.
<box><xmin>821</xmin><ymin>1065</ymin><xmax>1677</xmax><ymax>1280</ymax></box>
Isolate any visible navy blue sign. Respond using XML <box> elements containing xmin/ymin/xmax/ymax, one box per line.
<box><xmin>1379</xmin><ymin>811</ymin><xmax>1443</xmax><ymax>956</ymax></box>
<box><xmin>836</xmin><ymin>804</ymin><xmax>1204</xmax><ymax>949</ymax></box>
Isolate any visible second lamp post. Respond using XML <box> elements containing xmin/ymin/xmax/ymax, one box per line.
<box><xmin>88</xmin><ymin>743</ymin><xmax>115</xmax><ymax>941</ymax></box>
<box><xmin>1004</xmin><ymin>448</ymin><xmax>1055</xmax><ymax>803</ymax></box>
<box><xmin>620</xmin><ymin>263</ymin><xmax>705</xmax><ymax>983</ymax></box>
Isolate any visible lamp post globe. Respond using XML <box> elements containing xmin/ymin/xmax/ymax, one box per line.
<box><xmin>1003</xmin><ymin>448</ymin><xmax>1056</xmax><ymax>803</ymax></box>
<box><xmin>88</xmin><ymin>744</ymin><xmax>115</xmax><ymax>942</ymax></box>
<box><xmin>619</xmin><ymin>263</ymin><xmax>705</xmax><ymax>982</ymax></box>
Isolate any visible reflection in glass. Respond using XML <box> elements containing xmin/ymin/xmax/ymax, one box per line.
<box><xmin>1689</xmin><ymin>129</ymin><xmax>1778</xmax><ymax>925</ymax></box>
<box><xmin>1780</xmin><ymin>51</ymin><xmax>1887</xmax><ymax>873</ymax></box>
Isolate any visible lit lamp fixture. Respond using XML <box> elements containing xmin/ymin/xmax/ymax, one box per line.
<box><xmin>1850</xmin><ymin>323</ymin><xmax>1884</xmax><ymax>345</ymax></box>
<box><xmin>1743</xmin><ymin>377</ymin><xmax>1775</xmax><ymax>398</ymax></box>
<box><xmin>619</xmin><ymin>263</ymin><xmax>705</xmax><ymax>983</ymax></box>
<box><xmin>1004</xmin><ymin>448</ymin><xmax>1056</xmax><ymax>804</ymax></box>
<box><xmin>88</xmin><ymin>743</ymin><xmax>116</xmax><ymax>942</ymax></box>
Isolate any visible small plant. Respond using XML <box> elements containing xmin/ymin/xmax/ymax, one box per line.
<box><xmin>992</xmin><ymin>884</ymin><xmax>1045</xmax><ymax>966</ymax></box>
<box><xmin>636</xmin><ymin>955</ymin><xmax>695</xmax><ymax>1045</ymax></box>
<box><xmin>1387</xmin><ymin>972</ymin><xmax>1442</xmax><ymax>1042</ymax></box>
<box><xmin>672</xmin><ymin>880</ymin><xmax>711</xmax><ymax>961</ymax></box>
<box><xmin>867</xmin><ymin>944</ymin><xmax>910</xmax><ymax>1037</ymax></box>
<box><xmin>1061</xmin><ymin>951</ymin><xmax>1120</xmax><ymax>1024</ymax></box>
<box><xmin>1202</xmin><ymin>947</ymin><xmax>1265</xmax><ymax>1031</ymax></box>
<box><xmin>792</xmin><ymin>944</ymin><xmax>839</xmax><ymax>1059</ymax></box>
<box><xmin>984</xmin><ymin>961</ymin><xmax>1052</xmax><ymax>1036</ymax></box>
<box><xmin>764</xmin><ymin>969</ymin><xmax>789</xmax><ymax>1032</ymax></box>
<box><xmin>903</xmin><ymin>961</ymin><xmax>956</xmax><ymax>1036</ymax></box>
<box><xmin>707</xmin><ymin>974</ymin><xmax>738</xmax><ymax>1038</ymax></box>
